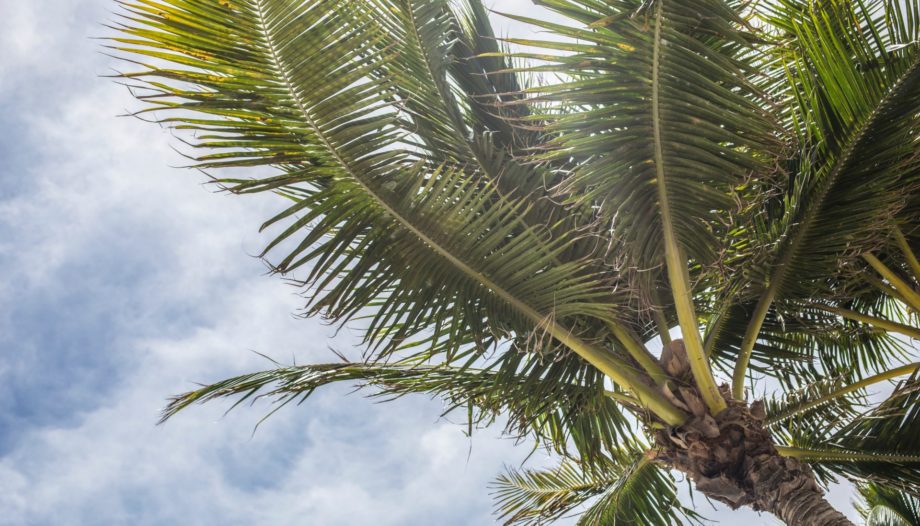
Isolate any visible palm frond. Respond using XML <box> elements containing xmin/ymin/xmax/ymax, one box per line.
<box><xmin>450</xmin><ymin>0</ymin><xmax>540</xmax><ymax>153</ymax></box>
<box><xmin>493</xmin><ymin>457</ymin><xmax>610</xmax><ymax>526</ymax></box>
<box><xmin>492</xmin><ymin>451</ymin><xmax>699</xmax><ymax>526</ymax></box>
<box><xmin>754</xmin><ymin>0</ymin><xmax>920</xmax><ymax>298</ymax></box>
<box><xmin>575</xmin><ymin>455</ymin><xmax>701</xmax><ymax>526</ymax></box>
<box><xmin>512</xmin><ymin>0</ymin><xmax>778</xmax><ymax>268</ymax></box>
<box><xmin>485</xmin><ymin>348</ymin><xmax>644</xmax><ymax>463</ymax></box>
<box><xmin>724</xmin><ymin>0</ymin><xmax>920</xmax><ymax>390</ymax></box>
<box><xmin>857</xmin><ymin>483</ymin><xmax>920</xmax><ymax>526</ymax></box>
<box><xmin>778</xmin><ymin>374</ymin><xmax>920</xmax><ymax>494</ymax></box>
<box><xmin>765</xmin><ymin>363</ymin><xmax>920</xmax><ymax>429</ymax></box>
<box><xmin>709</xmin><ymin>300</ymin><xmax>910</xmax><ymax>389</ymax></box>
<box><xmin>111</xmin><ymin>0</ymin><xmax>686</xmax><ymax>421</ymax></box>
<box><xmin>764</xmin><ymin>375</ymin><xmax>867</xmax><ymax>442</ymax></box>
<box><xmin>160</xmin><ymin>357</ymin><xmax>650</xmax><ymax>461</ymax></box>
<box><xmin>506</xmin><ymin>0</ymin><xmax>779</xmax><ymax>412</ymax></box>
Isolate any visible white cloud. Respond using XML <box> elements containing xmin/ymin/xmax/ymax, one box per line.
<box><xmin>0</xmin><ymin>6</ymin><xmax>535</xmax><ymax>520</ymax></box>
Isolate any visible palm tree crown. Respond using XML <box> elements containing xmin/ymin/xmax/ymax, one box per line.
<box><xmin>110</xmin><ymin>0</ymin><xmax>920</xmax><ymax>524</ymax></box>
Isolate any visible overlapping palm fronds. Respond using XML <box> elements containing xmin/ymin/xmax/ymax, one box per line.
<box><xmin>492</xmin><ymin>449</ymin><xmax>700</xmax><ymax>526</ymax></box>
<box><xmin>109</xmin><ymin>0</ymin><xmax>920</xmax><ymax>523</ymax></box>
<box><xmin>501</xmin><ymin>0</ymin><xmax>784</xmax><ymax>413</ymax></box>
<box><xmin>857</xmin><ymin>483</ymin><xmax>920</xmax><ymax>526</ymax></box>
<box><xmin>710</xmin><ymin>301</ymin><xmax>910</xmax><ymax>390</ymax></box>
<box><xmin>776</xmin><ymin>374</ymin><xmax>920</xmax><ymax>494</ymax></box>
<box><xmin>110</xmin><ymin>0</ymin><xmax>685</xmax><ymax>420</ymax></box>
<box><xmin>713</xmin><ymin>0</ymin><xmax>920</xmax><ymax>394</ymax></box>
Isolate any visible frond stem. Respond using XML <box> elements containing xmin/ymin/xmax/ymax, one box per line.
<box><xmin>863</xmin><ymin>253</ymin><xmax>920</xmax><ymax>311</ymax></box>
<box><xmin>766</xmin><ymin>362</ymin><xmax>920</xmax><ymax>426</ymax></box>
<box><xmin>247</xmin><ymin>0</ymin><xmax>687</xmax><ymax>426</ymax></box>
<box><xmin>605</xmin><ymin>389</ymin><xmax>640</xmax><ymax>405</ymax></box>
<box><xmin>811</xmin><ymin>304</ymin><xmax>920</xmax><ymax>340</ymax></box>
<box><xmin>867</xmin><ymin>273</ymin><xmax>916</xmax><ymax>309</ymax></box>
<box><xmin>651</xmin><ymin>288</ymin><xmax>672</xmax><ymax>347</ymax></box>
<box><xmin>732</xmin><ymin>287</ymin><xmax>776</xmax><ymax>399</ymax></box>
<box><xmin>775</xmin><ymin>446</ymin><xmax>920</xmax><ymax>464</ymax></box>
<box><xmin>894</xmin><ymin>227</ymin><xmax>920</xmax><ymax>285</ymax></box>
<box><xmin>651</xmin><ymin>0</ymin><xmax>726</xmax><ymax>415</ymax></box>
<box><xmin>607</xmin><ymin>323</ymin><xmax>669</xmax><ymax>386</ymax></box>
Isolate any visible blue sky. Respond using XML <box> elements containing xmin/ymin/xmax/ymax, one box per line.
<box><xmin>0</xmin><ymin>1</ymin><xmax>864</xmax><ymax>524</ymax></box>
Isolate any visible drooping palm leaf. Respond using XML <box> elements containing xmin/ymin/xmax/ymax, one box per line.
<box><xmin>110</xmin><ymin>0</ymin><xmax>685</xmax><ymax>422</ymax></box>
<box><xmin>492</xmin><ymin>450</ymin><xmax>699</xmax><ymax>526</ymax></box>
<box><xmin>722</xmin><ymin>0</ymin><xmax>920</xmax><ymax>392</ymax></box>
<box><xmin>160</xmin><ymin>358</ymin><xmax>642</xmax><ymax>459</ymax></box>
<box><xmin>857</xmin><ymin>483</ymin><xmax>920</xmax><ymax>526</ymax></box>
<box><xmin>777</xmin><ymin>375</ymin><xmax>920</xmax><ymax>494</ymax></box>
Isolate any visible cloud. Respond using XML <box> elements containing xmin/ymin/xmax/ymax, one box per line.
<box><xmin>0</xmin><ymin>5</ymin><xmax>538</xmax><ymax>524</ymax></box>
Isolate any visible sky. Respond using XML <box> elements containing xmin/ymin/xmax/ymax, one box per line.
<box><xmin>0</xmin><ymin>1</ymin><xmax>864</xmax><ymax>525</ymax></box>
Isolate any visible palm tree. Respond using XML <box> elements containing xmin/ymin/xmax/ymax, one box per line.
<box><xmin>110</xmin><ymin>0</ymin><xmax>920</xmax><ymax>524</ymax></box>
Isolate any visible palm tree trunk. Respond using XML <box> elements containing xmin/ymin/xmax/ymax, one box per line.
<box><xmin>764</xmin><ymin>489</ymin><xmax>853</xmax><ymax>525</ymax></box>
<box><xmin>653</xmin><ymin>341</ymin><xmax>854</xmax><ymax>525</ymax></box>
<box><xmin>660</xmin><ymin>413</ymin><xmax>855</xmax><ymax>525</ymax></box>
<box><xmin>743</xmin><ymin>452</ymin><xmax>854</xmax><ymax>526</ymax></box>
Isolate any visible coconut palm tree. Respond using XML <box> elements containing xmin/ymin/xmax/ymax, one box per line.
<box><xmin>110</xmin><ymin>0</ymin><xmax>920</xmax><ymax>524</ymax></box>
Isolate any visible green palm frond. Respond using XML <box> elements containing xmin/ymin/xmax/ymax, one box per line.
<box><xmin>493</xmin><ymin>451</ymin><xmax>699</xmax><ymax>526</ymax></box>
<box><xmin>502</xmin><ymin>0</ymin><xmax>780</xmax><ymax>413</ymax></box>
<box><xmin>778</xmin><ymin>374</ymin><xmax>920</xmax><ymax>494</ymax></box>
<box><xmin>709</xmin><ymin>300</ymin><xmax>910</xmax><ymax>389</ymax></box>
<box><xmin>575</xmin><ymin>455</ymin><xmax>700</xmax><ymax>526</ymax></box>
<box><xmin>160</xmin><ymin>356</ymin><xmax>647</xmax><ymax>460</ymax></box>
<box><xmin>485</xmin><ymin>348</ymin><xmax>643</xmax><ymax>463</ymax></box>
<box><xmin>765</xmin><ymin>363</ymin><xmax>920</xmax><ymax>429</ymax></box>
<box><xmin>764</xmin><ymin>375</ymin><xmax>867</xmax><ymax>443</ymax></box>
<box><xmin>753</xmin><ymin>0</ymin><xmax>920</xmax><ymax>297</ymax></box>
<box><xmin>111</xmin><ymin>0</ymin><xmax>686</xmax><ymax>422</ymax></box>
<box><xmin>493</xmin><ymin>457</ymin><xmax>610</xmax><ymax>526</ymax></box>
<box><xmin>450</xmin><ymin>0</ymin><xmax>541</xmax><ymax>153</ymax></box>
<box><xmin>722</xmin><ymin>0</ymin><xmax>920</xmax><ymax>391</ymax></box>
<box><xmin>857</xmin><ymin>483</ymin><xmax>920</xmax><ymax>526</ymax></box>
<box><xmin>509</xmin><ymin>0</ymin><xmax>778</xmax><ymax>268</ymax></box>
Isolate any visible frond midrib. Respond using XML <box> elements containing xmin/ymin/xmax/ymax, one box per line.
<box><xmin>765</xmin><ymin>362</ymin><xmax>920</xmax><ymax>427</ymax></box>
<box><xmin>729</xmin><ymin>51</ymin><xmax>920</xmax><ymax>391</ymax></box>
<box><xmin>651</xmin><ymin>0</ymin><xmax>726</xmax><ymax>414</ymax></box>
<box><xmin>770</xmin><ymin>53</ymin><xmax>920</xmax><ymax>296</ymax></box>
<box><xmin>776</xmin><ymin>445</ymin><xmax>920</xmax><ymax>463</ymax></box>
<box><xmin>504</xmin><ymin>474</ymin><xmax>618</xmax><ymax>495</ymax></box>
<box><xmin>246</xmin><ymin>0</ymin><xmax>683</xmax><ymax>424</ymax></box>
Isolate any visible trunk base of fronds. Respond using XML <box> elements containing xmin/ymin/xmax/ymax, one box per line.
<box><xmin>653</xmin><ymin>341</ymin><xmax>853</xmax><ymax>526</ymax></box>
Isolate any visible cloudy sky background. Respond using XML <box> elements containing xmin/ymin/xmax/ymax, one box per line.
<box><xmin>0</xmin><ymin>1</ymin><xmax>866</xmax><ymax>524</ymax></box>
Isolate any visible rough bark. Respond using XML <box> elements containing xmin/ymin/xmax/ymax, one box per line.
<box><xmin>744</xmin><ymin>452</ymin><xmax>854</xmax><ymax>526</ymax></box>
<box><xmin>653</xmin><ymin>341</ymin><xmax>854</xmax><ymax>526</ymax></box>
